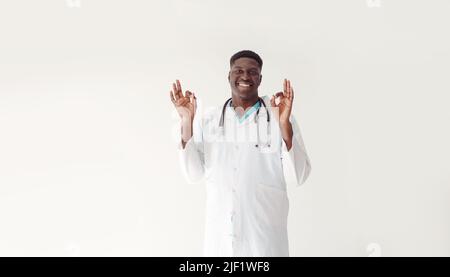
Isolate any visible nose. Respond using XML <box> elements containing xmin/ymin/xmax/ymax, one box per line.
<box><xmin>242</xmin><ymin>72</ymin><xmax>250</xmax><ymax>80</ymax></box>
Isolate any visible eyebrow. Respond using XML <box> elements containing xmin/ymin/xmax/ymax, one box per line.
<box><xmin>233</xmin><ymin>66</ymin><xmax>259</xmax><ymax>70</ymax></box>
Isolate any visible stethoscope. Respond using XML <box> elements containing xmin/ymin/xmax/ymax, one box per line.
<box><xmin>218</xmin><ymin>97</ymin><xmax>271</xmax><ymax>148</ymax></box>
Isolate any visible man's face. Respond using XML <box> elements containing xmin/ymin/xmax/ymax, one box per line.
<box><xmin>228</xmin><ymin>57</ymin><xmax>262</xmax><ymax>100</ymax></box>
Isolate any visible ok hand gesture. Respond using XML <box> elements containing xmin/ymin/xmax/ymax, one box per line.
<box><xmin>270</xmin><ymin>79</ymin><xmax>294</xmax><ymax>123</ymax></box>
<box><xmin>169</xmin><ymin>79</ymin><xmax>196</xmax><ymax>122</ymax></box>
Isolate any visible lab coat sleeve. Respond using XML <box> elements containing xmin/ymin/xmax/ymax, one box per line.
<box><xmin>178</xmin><ymin>115</ymin><xmax>205</xmax><ymax>184</ymax></box>
<box><xmin>281</xmin><ymin>114</ymin><xmax>312</xmax><ymax>187</ymax></box>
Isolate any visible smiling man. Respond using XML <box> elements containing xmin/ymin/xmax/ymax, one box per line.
<box><xmin>170</xmin><ymin>50</ymin><xmax>312</xmax><ymax>257</ymax></box>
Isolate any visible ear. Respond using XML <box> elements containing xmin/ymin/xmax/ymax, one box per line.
<box><xmin>259</xmin><ymin>74</ymin><xmax>262</xmax><ymax>83</ymax></box>
<box><xmin>228</xmin><ymin>72</ymin><xmax>230</xmax><ymax>81</ymax></box>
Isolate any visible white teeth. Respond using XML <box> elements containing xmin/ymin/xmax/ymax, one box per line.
<box><xmin>238</xmin><ymin>83</ymin><xmax>251</xmax><ymax>87</ymax></box>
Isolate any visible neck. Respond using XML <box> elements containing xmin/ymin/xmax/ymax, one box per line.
<box><xmin>231</xmin><ymin>94</ymin><xmax>259</xmax><ymax>111</ymax></box>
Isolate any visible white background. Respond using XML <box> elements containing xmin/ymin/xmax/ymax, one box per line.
<box><xmin>0</xmin><ymin>0</ymin><xmax>449</xmax><ymax>256</ymax></box>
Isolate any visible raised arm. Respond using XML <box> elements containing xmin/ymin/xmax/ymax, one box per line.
<box><xmin>169</xmin><ymin>79</ymin><xmax>197</xmax><ymax>148</ymax></box>
<box><xmin>169</xmin><ymin>79</ymin><xmax>205</xmax><ymax>184</ymax></box>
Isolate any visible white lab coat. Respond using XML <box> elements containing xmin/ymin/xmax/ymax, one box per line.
<box><xmin>178</xmin><ymin>95</ymin><xmax>311</xmax><ymax>257</ymax></box>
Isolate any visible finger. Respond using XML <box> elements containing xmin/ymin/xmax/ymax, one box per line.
<box><xmin>283</xmin><ymin>79</ymin><xmax>287</xmax><ymax>93</ymax></box>
<box><xmin>270</xmin><ymin>95</ymin><xmax>276</xmax><ymax>107</ymax></box>
<box><xmin>287</xmin><ymin>80</ymin><xmax>292</xmax><ymax>99</ymax></box>
<box><xmin>290</xmin><ymin>86</ymin><xmax>294</xmax><ymax>101</ymax></box>
<box><xmin>185</xmin><ymin>90</ymin><xmax>193</xmax><ymax>103</ymax></box>
<box><xmin>176</xmin><ymin>79</ymin><xmax>183</xmax><ymax>96</ymax></box>
<box><xmin>170</xmin><ymin>90</ymin><xmax>176</xmax><ymax>103</ymax></box>
<box><xmin>285</xmin><ymin>79</ymin><xmax>291</xmax><ymax>98</ymax></box>
<box><xmin>174</xmin><ymin>81</ymin><xmax>182</xmax><ymax>99</ymax></box>
<box><xmin>177</xmin><ymin>97</ymin><xmax>190</xmax><ymax>107</ymax></box>
<box><xmin>275</xmin><ymin>92</ymin><xmax>284</xmax><ymax>98</ymax></box>
<box><xmin>175</xmin><ymin>93</ymin><xmax>187</xmax><ymax>104</ymax></box>
<box><xmin>192</xmin><ymin>93</ymin><xmax>197</xmax><ymax>113</ymax></box>
<box><xmin>172</xmin><ymin>83</ymin><xmax>179</xmax><ymax>100</ymax></box>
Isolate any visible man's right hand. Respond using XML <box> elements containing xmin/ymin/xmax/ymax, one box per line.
<box><xmin>170</xmin><ymin>79</ymin><xmax>196</xmax><ymax>121</ymax></box>
<box><xmin>169</xmin><ymin>79</ymin><xmax>197</xmax><ymax>145</ymax></box>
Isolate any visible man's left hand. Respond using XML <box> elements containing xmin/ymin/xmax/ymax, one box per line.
<box><xmin>271</xmin><ymin>79</ymin><xmax>294</xmax><ymax>150</ymax></box>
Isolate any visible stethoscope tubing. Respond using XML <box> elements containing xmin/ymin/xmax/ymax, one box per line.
<box><xmin>218</xmin><ymin>97</ymin><xmax>271</xmax><ymax>148</ymax></box>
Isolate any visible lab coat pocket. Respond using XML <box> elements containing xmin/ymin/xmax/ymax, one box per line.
<box><xmin>254</xmin><ymin>184</ymin><xmax>289</xmax><ymax>228</ymax></box>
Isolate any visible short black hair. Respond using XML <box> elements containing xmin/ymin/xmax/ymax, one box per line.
<box><xmin>230</xmin><ymin>50</ymin><xmax>263</xmax><ymax>69</ymax></box>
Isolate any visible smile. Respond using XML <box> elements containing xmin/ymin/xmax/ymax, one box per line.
<box><xmin>237</xmin><ymin>82</ymin><xmax>252</xmax><ymax>87</ymax></box>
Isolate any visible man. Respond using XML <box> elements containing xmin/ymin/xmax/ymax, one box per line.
<box><xmin>169</xmin><ymin>50</ymin><xmax>311</xmax><ymax>257</ymax></box>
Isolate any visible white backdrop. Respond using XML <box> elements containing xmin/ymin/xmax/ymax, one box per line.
<box><xmin>0</xmin><ymin>0</ymin><xmax>449</xmax><ymax>256</ymax></box>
